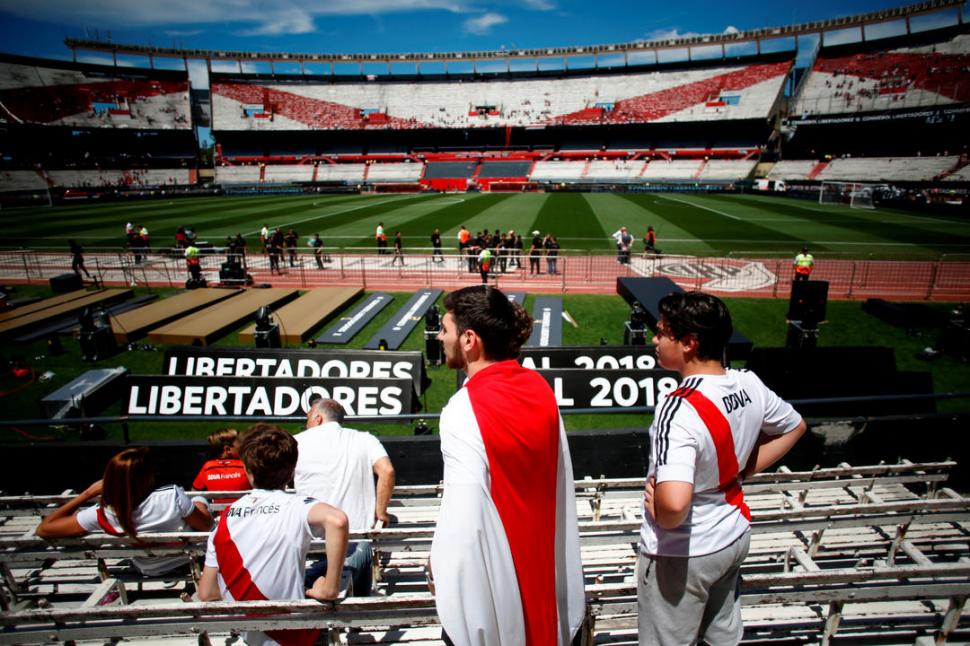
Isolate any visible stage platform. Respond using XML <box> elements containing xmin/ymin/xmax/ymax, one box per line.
<box><xmin>238</xmin><ymin>287</ymin><xmax>362</xmax><ymax>345</ymax></box>
<box><xmin>0</xmin><ymin>289</ymin><xmax>132</xmax><ymax>338</ymax></box>
<box><xmin>110</xmin><ymin>288</ymin><xmax>242</xmax><ymax>344</ymax></box>
<box><xmin>147</xmin><ymin>288</ymin><xmax>298</xmax><ymax>346</ymax></box>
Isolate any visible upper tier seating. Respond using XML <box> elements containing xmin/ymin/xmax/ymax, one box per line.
<box><xmin>211</xmin><ymin>60</ymin><xmax>790</xmax><ymax>131</ymax></box>
<box><xmin>529</xmin><ymin>161</ymin><xmax>587</xmax><ymax>181</ymax></box>
<box><xmin>815</xmin><ymin>156</ymin><xmax>959</xmax><ymax>182</ymax></box>
<box><xmin>793</xmin><ymin>33</ymin><xmax>970</xmax><ymax>116</ymax></box>
<box><xmin>366</xmin><ymin>163</ymin><xmax>423</xmax><ymax>183</ymax></box>
<box><xmin>45</xmin><ymin>168</ymin><xmax>191</xmax><ymax>188</ymax></box>
<box><xmin>315</xmin><ymin>163</ymin><xmax>365</xmax><ymax>183</ymax></box>
<box><xmin>0</xmin><ymin>60</ymin><xmax>191</xmax><ymax>130</ymax></box>
<box><xmin>942</xmin><ymin>164</ymin><xmax>970</xmax><ymax>181</ymax></box>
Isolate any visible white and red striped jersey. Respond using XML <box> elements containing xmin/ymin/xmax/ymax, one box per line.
<box><xmin>204</xmin><ymin>489</ymin><xmax>321</xmax><ymax>646</ymax></box>
<box><xmin>431</xmin><ymin>360</ymin><xmax>585</xmax><ymax>646</ymax></box>
<box><xmin>640</xmin><ymin>369</ymin><xmax>802</xmax><ymax>557</ymax></box>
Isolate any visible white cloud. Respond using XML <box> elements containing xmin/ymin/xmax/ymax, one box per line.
<box><xmin>463</xmin><ymin>12</ymin><xmax>507</xmax><ymax>35</ymax></box>
<box><xmin>1</xmin><ymin>0</ymin><xmax>471</xmax><ymax>36</ymax></box>
<box><xmin>643</xmin><ymin>25</ymin><xmax>741</xmax><ymax>42</ymax></box>
<box><xmin>164</xmin><ymin>29</ymin><xmax>204</xmax><ymax>37</ymax></box>
<box><xmin>521</xmin><ymin>0</ymin><xmax>555</xmax><ymax>9</ymax></box>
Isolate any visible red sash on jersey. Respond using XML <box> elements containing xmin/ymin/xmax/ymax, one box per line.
<box><xmin>466</xmin><ymin>360</ymin><xmax>560</xmax><ymax>646</ymax></box>
<box><xmin>677</xmin><ymin>387</ymin><xmax>751</xmax><ymax>521</ymax></box>
<box><xmin>213</xmin><ymin>513</ymin><xmax>320</xmax><ymax>646</ymax></box>
<box><xmin>96</xmin><ymin>507</ymin><xmax>126</xmax><ymax>536</ymax></box>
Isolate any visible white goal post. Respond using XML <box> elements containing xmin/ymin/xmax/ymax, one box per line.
<box><xmin>819</xmin><ymin>181</ymin><xmax>875</xmax><ymax>209</ymax></box>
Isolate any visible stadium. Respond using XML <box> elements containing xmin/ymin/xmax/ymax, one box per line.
<box><xmin>0</xmin><ymin>0</ymin><xmax>969</xmax><ymax>643</ymax></box>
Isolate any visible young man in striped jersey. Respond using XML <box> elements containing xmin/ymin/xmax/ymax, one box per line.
<box><xmin>640</xmin><ymin>292</ymin><xmax>807</xmax><ymax>645</ymax></box>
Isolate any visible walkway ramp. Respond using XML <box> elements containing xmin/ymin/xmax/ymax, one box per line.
<box><xmin>526</xmin><ymin>296</ymin><xmax>563</xmax><ymax>347</ymax></box>
<box><xmin>148</xmin><ymin>288</ymin><xmax>298</xmax><ymax>346</ymax></box>
<box><xmin>111</xmin><ymin>288</ymin><xmax>242</xmax><ymax>344</ymax></box>
<box><xmin>239</xmin><ymin>287</ymin><xmax>362</xmax><ymax>345</ymax></box>
<box><xmin>0</xmin><ymin>289</ymin><xmax>132</xmax><ymax>338</ymax></box>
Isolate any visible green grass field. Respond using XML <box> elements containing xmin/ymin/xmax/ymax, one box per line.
<box><xmin>5</xmin><ymin>191</ymin><xmax>970</xmax><ymax>259</ymax></box>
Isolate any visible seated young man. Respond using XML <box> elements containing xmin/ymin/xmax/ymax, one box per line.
<box><xmin>199</xmin><ymin>424</ymin><xmax>349</xmax><ymax>646</ymax></box>
<box><xmin>639</xmin><ymin>292</ymin><xmax>807</xmax><ymax>646</ymax></box>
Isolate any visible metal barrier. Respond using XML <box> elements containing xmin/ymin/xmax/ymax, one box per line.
<box><xmin>1</xmin><ymin>248</ymin><xmax>969</xmax><ymax>299</ymax></box>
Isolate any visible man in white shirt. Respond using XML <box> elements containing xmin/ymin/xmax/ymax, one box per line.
<box><xmin>294</xmin><ymin>398</ymin><xmax>395</xmax><ymax>596</ymax></box>
<box><xmin>639</xmin><ymin>292</ymin><xmax>807</xmax><ymax>645</ymax></box>
<box><xmin>612</xmin><ymin>226</ymin><xmax>633</xmax><ymax>264</ymax></box>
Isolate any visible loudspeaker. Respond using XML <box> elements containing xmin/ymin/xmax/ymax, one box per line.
<box><xmin>50</xmin><ymin>273</ymin><xmax>82</xmax><ymax>293</ymax></box>
<box><xmin>788</xmin><ymin>280</ymin><xmax>828</xmax><ymax>324</ymax></box>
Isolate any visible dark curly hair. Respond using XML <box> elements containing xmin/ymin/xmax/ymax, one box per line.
<box><xmin>238</xmin><ymin>424</ymin><xmax>297</xmax><ymax>490</ymax></box>
<box><xmin>657</xmin><ymin>291</ymin><xmax>733</xmax><ymax>363</ymax></box>
<box><xmin>443</xmin><ymin>285</ymin><xmax>533</xmax><ymax>360</ymax></box>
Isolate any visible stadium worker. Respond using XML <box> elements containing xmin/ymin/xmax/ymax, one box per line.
<box><xmin>793</xmin><ymin>245</ymin><xmax>814</xmax><ymax>281</ymax></box>
<box><xmin>644</xmin><ymin>226</ymin><xmax>657</xmax><ymax>256</ymax></box>
<box><xmin>192</xmin><ymin>429</ymin><xmax>249</xmax><ymax>504</ymax></box>
<box><xmin>431</xmin><ymin>227</ymin><xmax>444</xmax><ymax>262</ymax></box>
<box><xmin>309</xmin><ymin>233</ymin><xmax>326</xmax><ymax>269</ymax></box>
<box><xmin>612</xmin><ymin>226</ymin><xmax>633</xmax><ymax>264</ymax></box>
<box><xmin>35</xmin><ymin>447</ymin><xmax>212</xmax><ymax>577</ymax></box>
<box><xmin>199</xmin><ymin>425</ymin><xmax>349</xmax><ymax>646</ymax></box>
<box><xmin>376</xmin><ymin>222</ymin><xmax>387</xmax><ymax>254</ymax></box>
<box><xmin>639</xmin><ymin>292</ymin><xmax>807</xmax><ymax>646</ymax></box>
<box><xmin>529</xmin><ymin>230</ymin><xmax>543</xmax><ymax>274</ymax></box>
<box><xmin>477</xmin><ymin>246</ymin><xmax>492</xmax><ymax>284</ymax></box>
<box><xmin>294</xmin><ymin>398</ymin><xmax>396</xmax><ymax>596</ymax></box>
<box><xmin>432</xmin><ymin>285</ymin><xmax>585</xmax><ymax>646</ymax></box>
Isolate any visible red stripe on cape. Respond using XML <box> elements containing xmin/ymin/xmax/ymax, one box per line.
<box><xmin>466</xmin><ymin>360</ymin><xmax>561</xmax><ymax>646</ymax></box>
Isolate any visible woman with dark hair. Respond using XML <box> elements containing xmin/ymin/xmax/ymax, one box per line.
<box><xmin>35</xmin><ymin>447</ymin><xmax>212</xmax><ymax>575</ymax></box>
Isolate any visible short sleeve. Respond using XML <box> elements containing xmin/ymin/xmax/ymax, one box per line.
<box><xmin>363</xmin><ymin>433</ymin><xmax>389</xmax><ymax>466</ymax></box>
<box><xmin>204</xmin><ymin>526</ymin><xmax>218</xmax><ymax>568</ymax></box>
<box><xmin>753</xmin><ymin>374</ymin><xmax>803</xmax><ymax>436</ymax></box>
<box><xmin>76</xmin><ymin>505</ymin><xmax>101</xmax><ymax>533</ymax></box>
<box><xmin>192</xmin><ymin>467</ymin><xmax>207</xmax><ymax>492</ymax></box>
<box><xmin>653</xmin><ymin>404</ymin><xmax>699</xmax><ymax>484</ymax></box>
<box><xmin>172</xmin><ymin>485</ymin><xmax>194</xmax><ymax>518</ymax></box>
<box><xmin>302</xmin><ymin>498</ymin><xmax>325</xmax><ymax>539</ymax></box>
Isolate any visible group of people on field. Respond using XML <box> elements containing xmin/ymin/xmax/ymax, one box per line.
<box><xmin>35</xmin><ymin>284</ymin><xmax>806</xmax><ymax>646</ymax></box>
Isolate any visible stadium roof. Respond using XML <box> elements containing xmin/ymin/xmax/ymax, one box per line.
<box><xmin>65</xmin><ymin>0</ymin><xmax>964</xmax><ymax>67</ymax></box>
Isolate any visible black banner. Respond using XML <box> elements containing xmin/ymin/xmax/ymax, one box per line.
<box><xmin>790</xmin><ymin>104</ymin><xmax>970</xmax><ymax>126</ymax></box>
<box><xmin>526</xmin><ymin>296</ymin><xmax>563</xmax><ymax>347</ymax></box>
<box><xmin>520</xmin><ymin>345</ymin><xmax>659</xmax><ymax>371</ymax></box>
<box><xmin>536</xmin><ymin>369</ymin><xmax>680</xmax><ymax>410</ymax></box>
<box><xmin>316</xmin><ymin>292</ymin><xmax>393</xmax><ymax>344</ymax></box>
<box><xmin>365</xmin><ymin>289</ymin><xmax>442</xmax><ymax>350</ymax></box>
<box><xmin>163</xmin><ymin>346</ymin><xmax>430</xmax><ymax>396</ymax></box>
<box><xmin>125</xmin><ymin>375</ymin><xmax>414</xmax><ymax>418</ymax></box>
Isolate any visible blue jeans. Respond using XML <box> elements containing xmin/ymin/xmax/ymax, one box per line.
<box><xmin>304</xmin><ymin>540</ymin><xmax>373</xmax><ymax>596</ymax></box>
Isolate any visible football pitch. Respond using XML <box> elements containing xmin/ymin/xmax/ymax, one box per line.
<box><xmin>5</xmin><ymin>191</ymin><xmax>970</xmax><ymax>259</ymax></box>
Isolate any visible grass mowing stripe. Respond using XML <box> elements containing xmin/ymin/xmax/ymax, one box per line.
<box><xmin>311</xmin><ymin>194</ymin><xmax>452</xmax><ymax>239</ymax></box>
<box><xmin>530</xmin><ymin>193</ymin><xmax>608</xmax><ymax>241</ymax></box>
<box><xmin>710</xmin><ymin>194</ymin><xmax>970</xmax><ymax>254</ymax></box>
<box><xmin>346</xmin><ymin>194</ymin><xmax>514</xmax><ymax>248</ymax></box>
<box><xmin>617</xmin><ymin>193</ymin><xmax>805</xmax><ymax>253</ymax></box>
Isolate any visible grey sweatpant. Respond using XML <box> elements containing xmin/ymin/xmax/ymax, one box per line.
<box><xmin>637</xmin><ymin>532</ymin><xmax>750</xmax><ymax>646</ymax></box>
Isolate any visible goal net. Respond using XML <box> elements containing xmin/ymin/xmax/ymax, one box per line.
<box><xmin>819</xmin><ymin>181</ymin><xmax>875</xmax><ymax>209</ymax></box>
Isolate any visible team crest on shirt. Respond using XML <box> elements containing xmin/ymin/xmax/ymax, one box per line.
<box><xmin>632</xmin><ymin>257</ymin><xmax>776</xmax><ymax>292</ymax></box>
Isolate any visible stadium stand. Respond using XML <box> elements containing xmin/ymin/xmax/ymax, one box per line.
<box><xmin>793</xmin><ymin>32</ymin><xmax>970</xmax><ymax>116</ymax></box>
<box><xmin>365</xmin><ymin>162</ymin><xmax>423</xmax><ymax>183</ymax></box>
<box><xmin>530</xmin><ymin>160</ymin><xmax>588</xmax><ymax>181</ymax></box>
<box><xmin>422</xmin><ymin>161</ymin><xmax>477</xmax><ymax>179</ymax></box>
<box><xmin>0</xmin><ymin>55</ymin><xmax>191</xmax><ymax>130</ymax></box>
<box><xmin>1</xmin><ymin>461</ymin><xmax>967</xmax><ymax>644</ymax></box>
<box><xmin>765</xmin><ymin>160</ymin><xmax>819</xmax><ymax>181</ymax></box>
<box><xmin>211</xmin><ymin>59</ymin><xmax>791</xmax><ymax>131</ymax></box>
<box><xmin>698</xmin><ymin>159</ymin><xmax>758</xmax><ymax>181</ymax></box>
<box><xmin>586</xmin><ymin>160</ymin><xmax>647</xmax><ymax>182</ymax></box>
<box><xmin>213</xmin><ymin>164</ymin><xmax>261</xmax><ymax>185</ymax></box>
<box><xmin>262</xmin><ymin>164</ymin><xmax>315</xmax><ymax>183</ymax></box>
<box><xmin>476</xmin><ymin>160</ymin><xmax>533</xmax><ymax>179</ymax></box>
<box><xmin>44</xmin><ymin>168</ymin><xmax>192</xmax><ymax>188</ymax></box>
<box><xmin>814</xmin><ymin>156</ymin><xmax>960</xmax><ymax>182</ymax></box>
<box><xmin>0</xmin><ymin>170</ymin><xmax>48</xmax><ymax>192</ymax></box>
<box><xmin>640</xmin><ymin>158</ymin><xmax>704</xmax><ymax>182</ymax></box>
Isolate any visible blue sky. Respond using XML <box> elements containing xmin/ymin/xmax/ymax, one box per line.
<box><xmin>0</xmin><ymin>0</ymin><xmax>959</xmax><ymax>72</ymax></box>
